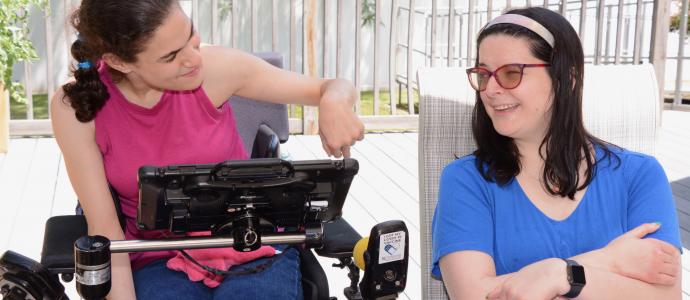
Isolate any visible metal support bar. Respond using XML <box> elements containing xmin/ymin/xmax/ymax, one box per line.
<box><xmin>674</xmin><ymin>0</ymin><xmax>689</xmax><ymax>106</ymax></box>
<box><xmin>110</xmin><ymin>233</ymin><xmax>310</xmax><ymax>253</ymax></box>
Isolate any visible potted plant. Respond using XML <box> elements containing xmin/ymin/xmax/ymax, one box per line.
<box><xmin>0</xmin><ymin>0</ymin><xmax>47</xmax><ymax>153</ymax></box>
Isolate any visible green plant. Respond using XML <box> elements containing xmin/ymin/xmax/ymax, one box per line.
<box><xmin>362</xmin><ymin>0</ymin><xmax>376</xmax><ymax>27</ymax></box>
<box><xmin>217</xmin><ymin>1</ymin><xmax>376</xmax><ymax>30</ymax></box>
<box><xmin>670</xmin><ymin>13</ymin><xmax>689</xmax><ymax>35</ymax></box>
<box><xmin>218</xmin><ymin>0</ymin><xmax>232</xmax><ymax>21</ymax></box>
<box><xmin>10</xmin><ymin>93</ymin><xmax>47</xmax><ymax>119</ymax></box>
<box><xmin>0</xmin><ymin>0</ymin><xmax>48</xmax><ymax>103</ymax></box>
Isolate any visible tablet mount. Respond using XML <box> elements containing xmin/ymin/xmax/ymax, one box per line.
<box><xmin>136</xmin><ymin>158</ymin><xmax>357</xmax><ymax>251</ymax></box>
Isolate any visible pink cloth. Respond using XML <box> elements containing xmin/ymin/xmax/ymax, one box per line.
<box><xmin>166</xmin><ymin>232</ymin><xmax>276</xmax><ymax>288</ymax></box>
<box><xmin>93</xmin><ymin>63</ymin><xmax>253</xmax><ymax>270</ymax></box>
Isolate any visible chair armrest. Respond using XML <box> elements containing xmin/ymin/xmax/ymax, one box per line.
<box><xmin>315</xmin><ymin>218</ymin><xmax>362</xmax><ymax>258</ymax></box>
<box><xmin>40</xmin><ymin>215</ymin><xmax>87</xmax><ymax>275</ymax></box>
<box><xmin>251</xmin><ymin>123</ymin><xmax>281</xmax><ymax>159</ymax></box>
<box><xmin>300</xmin><ymin>248</ymin><xmax>330</xmax><ymax>300</ymax></box>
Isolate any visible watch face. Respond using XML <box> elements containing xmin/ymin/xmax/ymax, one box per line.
<box><xmin>570</xmin><ymin>265</ymin><xmax>586</xmax><ymax>285</ymax></box>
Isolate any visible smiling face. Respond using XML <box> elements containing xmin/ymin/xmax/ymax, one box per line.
<box><xmin>477</xmin><ymin>34</ymin><xmax>554</xmax><ymax>144</ymax></box>
<box><xmin>124</xmin><ymin>5</ymin><xmax>203</xmax><ymax>91</ymax></box>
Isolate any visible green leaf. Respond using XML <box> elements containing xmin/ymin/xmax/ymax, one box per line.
<box><xmin>0</xmin><ymin>0</ymin><xmax>48</xmax><ymax>104</ymax></box>
<box><xmin>670</xmin><ymin>11</ymin><xmax>690</xmax><ymax>35</ymax></box>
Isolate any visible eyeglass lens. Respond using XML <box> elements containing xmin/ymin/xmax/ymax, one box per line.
<box><xmin>468</xmin><ymin>64</ymin><xmax>524</xmax><ymax>91</ymax></box>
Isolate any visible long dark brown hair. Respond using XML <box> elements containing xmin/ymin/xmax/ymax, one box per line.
<box><xmin>62</xmin><ymin>0</ymin><xmax>177</xmax><ymax>122</ymax></box>
<box><xmin>471</xmin><ymin>7</ymin><xmax>618</xmax><ymax>199</ymax></box>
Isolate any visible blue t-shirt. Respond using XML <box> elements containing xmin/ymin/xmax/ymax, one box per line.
<box><xmin>431</xmin><ymin>146</ymin><xmax>682</xmax><ymax>278</ymax></box>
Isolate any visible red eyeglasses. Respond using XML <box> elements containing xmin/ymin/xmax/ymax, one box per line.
<box><xmin>466</xmin><ymin>63</ymin><xmax>550</xmax><ymax>92</ymax></box>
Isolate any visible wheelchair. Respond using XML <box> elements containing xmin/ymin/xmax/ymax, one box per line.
<box><xmin>0</xmin><ymin>53</ymin><xmax>409</xmax><ymax>300</ymax></box>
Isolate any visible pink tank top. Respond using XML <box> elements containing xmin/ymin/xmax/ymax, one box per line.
<box><xmin>94</xmin><ymin>64</ymin><xmax>249</xmax><ymax>270</ymax></box>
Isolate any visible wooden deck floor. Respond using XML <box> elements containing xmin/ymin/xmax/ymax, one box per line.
<box><xmin>0</xmin><ymin>110</ymin><xmax>688</xmax><ymax>299</ymax></box>
<box><xmin>656</xmin><ymin>110</ymin><xmax>690</xmax><ymax>299</ymax></box>
<box><xmin>658</xmin><ymin>111</ymin><xmax>690</xmax><ymax>250</ymax></box>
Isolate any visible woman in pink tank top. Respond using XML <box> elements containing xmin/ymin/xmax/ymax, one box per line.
<box><xmin>51</xmin><ymin>1</ymin><xmax>364</xmax><ymax>299</ymax></box>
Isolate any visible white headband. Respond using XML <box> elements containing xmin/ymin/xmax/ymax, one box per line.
<box><xmin>483</xmin><ymin>14</ymin><xmax>555</xmax><ymax>48</ymax></box>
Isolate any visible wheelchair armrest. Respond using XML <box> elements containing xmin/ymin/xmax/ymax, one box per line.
<box><xmin>299</xmin><ymin>248</ymin><xmax>330</xmax><ymax>300</ymax></box>
<box><xmin>40</xmin><ymin>215</ymin><xmax>87</xmax><ymax>275</ymax></box>
<box><xmin>251</xmin><ymin>123</ymin><xmax>281</xmax><ymax>159</ymax></box>
<box><xmin>315</xmin><ymin>218</ymin><xmax>362</xmax><ymax>259</ymax></box>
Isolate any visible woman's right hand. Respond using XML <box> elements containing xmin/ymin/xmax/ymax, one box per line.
<box><xmin>600</xmin><ymin>223</ymin><xmax>680</xmax><ymax>285</ymax></box>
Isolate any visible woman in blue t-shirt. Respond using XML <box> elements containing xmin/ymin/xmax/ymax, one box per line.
<box><xmin>431</xmin><ymin>7</ymin><xmax>682</xmax><ymax>300</ymax></box>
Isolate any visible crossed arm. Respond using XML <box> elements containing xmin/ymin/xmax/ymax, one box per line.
<box><xmin>440</xmin><ymin>223</ymin><xmax>682</xmax><ymax>300</ymax></box>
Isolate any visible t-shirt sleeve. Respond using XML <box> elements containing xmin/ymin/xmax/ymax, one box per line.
<box><xmin>431</xmin><ymin>159</ymin><xmax>495</xmax><ymax>279</ymax></box>
<box><xmin>625</xmin><ymin>154</ymin><xmax>682</xmax><ymax>252</ymax></box>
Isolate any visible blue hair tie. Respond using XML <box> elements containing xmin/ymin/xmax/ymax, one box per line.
<box><xmin>77</xmin><ymin>61</ymin><xmax>92</xmax><ymax>70</ymax></box>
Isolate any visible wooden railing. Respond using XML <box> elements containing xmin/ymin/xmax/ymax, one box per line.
<box><xmin>6</xmin><ymin>0</ymin><xmax>688</xmax><ymax>137</ymax></box>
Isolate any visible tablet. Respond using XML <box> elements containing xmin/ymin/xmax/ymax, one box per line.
<box><xmin>136</xmin><ymin>158</ymin><xmax>359</xmax><ymax>235</ymax></box>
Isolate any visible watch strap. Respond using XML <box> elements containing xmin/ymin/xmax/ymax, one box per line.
<box><xmin>561</xmin><ymin>258</ymin><xmax>585</xmax><ymax>298</ymax></box>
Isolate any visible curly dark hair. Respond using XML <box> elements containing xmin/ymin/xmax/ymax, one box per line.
<box><xmin>62</xmin><ymin>0</ymin><xmax>177</xmax><ymax>122</ymax></box>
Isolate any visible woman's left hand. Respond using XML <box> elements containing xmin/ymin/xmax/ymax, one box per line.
<box><xmin>486</xmin><ymin>258</ymin><xmax>570</xmax><ymax>300</ymax></box>
<box><xmin>317</xmin><ymin>79</ymin><xmax>365</xmax><ymax>158</ymax></box>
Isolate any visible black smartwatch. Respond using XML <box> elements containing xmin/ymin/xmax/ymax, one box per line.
<box><xmin>561</xmin><ymin>259</ymin><xmax>586</xmax><ymax>298</ymax></box>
